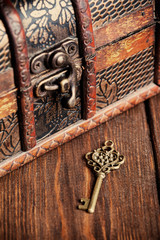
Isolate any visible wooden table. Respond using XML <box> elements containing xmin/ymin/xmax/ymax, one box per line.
<box><xmin>0</xmin><ymin>94</ymin><xmax>160</xmax><ymax>239</ymax></box>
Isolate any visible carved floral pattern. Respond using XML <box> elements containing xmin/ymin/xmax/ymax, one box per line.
<box><xmin>11</xmin><ymin>0</ymin><xmax>76</xmax><ymax>49</ymax></box>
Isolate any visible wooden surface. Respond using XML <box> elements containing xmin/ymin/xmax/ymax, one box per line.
<box><xmin>0</xmin><ymin>90</ymin><xmax>17</xmax><ymax>119</ymax></box>
<box><xmin>0</xmin><ymin>83</ymin><xmax>159</xmax><ymax>177</ymax></box>
<box><xmin>0</xmin><ymin>95</ymin><xmax>160</xmax><ymax>240</ymax></box>
<box><xmin>96</xmin><ymin>25</ymin><xmax>154</xmax><ymax>72</ymax></box>
<box><xmin>94</xmin><ymin>5</ymin><xmax>153</xmax><ymax>49</ymax></box>
<box><xmin>147</xmin><ymin>94</ymin><xmax>160</xmax><ymax>199</ymax></box>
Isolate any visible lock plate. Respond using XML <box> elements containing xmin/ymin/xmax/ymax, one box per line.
<box><xmin>30</xmin><ymin>38</ymin><xmax>82</xmax><ymax>108</ymax></box>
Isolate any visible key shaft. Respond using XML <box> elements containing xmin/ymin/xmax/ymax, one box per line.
<box><xmin>88</xmin><ymin>173</ymin><xmax>105</xmax><ymax>213</ymax></box>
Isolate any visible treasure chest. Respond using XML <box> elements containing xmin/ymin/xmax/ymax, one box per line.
<box><xmin>0</xmin><ymin>1</ymin><xmax>160</xmax><ymax>239</ymax></box>
<box><xmin>0</xmin><ymin>0</ymin><xmax>159</xmax><ymax>175</ymax></box>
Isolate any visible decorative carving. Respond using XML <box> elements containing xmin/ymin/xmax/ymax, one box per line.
<box><xmin>11</xmin><ymin>0</ymin><xmax>77</xmax><ymax>56</ymax></box>
<box><xmin>0</xmin><ymin>0</ymin><xmax>36</xmax><ymax>150</ymax></box>
<box><xmin>97</xmin><ymin>77</ymin><xmax>117</xmax><ymax>107</ymax></box>
<box><xmin>71</xmin><ymin>0</ymin><xmax>96</xmax><ymax>119</ymax></box>
<box><xmin>0</xmin><ymin>83</ymin><xmax>159</xmax><ymax>178</ymax></box>
<box><xmin>0</xmin><ymin>112</ymin><xmax>20</xmax><ymax>162</ymax></box>
<box><xmin>96</xmin><ymin>46</ymin><xmax>154</xmax><ymax>109</ymax></box>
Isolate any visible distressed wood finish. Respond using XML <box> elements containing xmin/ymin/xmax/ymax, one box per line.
<box><xmin>0</xmin><ymin>83</ymin><xmax>159</xmax><ymax>178</ymax></box>
<box><xmin>0</xmin><ymin>102</ymin><xmax>159</xmax><ymax>239</ymax></box>
<box><xmin>94</xmin><ymin>5</ymin><xmax>154</xmax><ymax>49</ymax></box>
<box><xmin>96</xmin><ymin>25</ymin><xmax>154</xmax><ymax>72</ymax></box>
<box><xmin>147</xmin><ymin>94</ymin><xmax>160</xmax><ymax>196</ymax></box>
<box><xmin>0</xmin><ymin>0</ymin><xmax>36</xmax><ymax>151</ymax></box>
<box><xmin>155</xmin><ymin>0</ymin><xmax>160</xmax><ymax>20</ymax></box>
<box><xmin>0</xmin><ymin>69</ymin><xmax>14</xmax><ymax>95</ymax></box>
<box><xmin>155</xmin><ymin>23</ymin><xmax>160</xmax><ymax>86</ymax></box>
<box><xmin>71</xmin><ymin>0</ymin><xmax>96</xmax><ymax>119</ymax></box>
<box><xmin>0</xmin><ymin>90</ymin><xmax>17</xmax><ymax>119</ymax></box>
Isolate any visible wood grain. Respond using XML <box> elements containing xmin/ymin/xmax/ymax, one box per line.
<box><xmin>0</xmin><ymin>89</ymin><xmax>17</xmax><ymax>119</ymax></box>
<box><xmin>0</xmin><ymin>83</ymin><xmax>159</xmax><ymax>178</ymax></box>
<box><xmin>94</xmin><ymin>5</ymin><xmax>154</xmax><ymax>49</ymax></box>
<box><xmin>155</xmin><ymin>23</ymin><xmax>160</xmax><ymax>86</ymax></box>
<box><xmin>155</xmin><ymin>0</ymin><xmax>160</xmax><ymax>20</ymax></box>
<box><xmin>0</xmin><ymin>102</ymin><xmax>159</xmax><ymax>239</ymax></box>
<box><xmin>147</xmin><ymin>94</ymin><xmax>160</xmax><ymax>199</ymax></box>
<box><xmin>0</xmin><ymin>69</ymin><xmax>15</xmax><ymax>95</ymax></box>
<box><xmin>96</xmin><ymin>25</ymin><xmax>155</xmax><ymax>72</ymax></box>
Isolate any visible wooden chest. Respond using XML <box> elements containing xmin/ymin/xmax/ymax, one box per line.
<box><xmin>0</xmin><ymin>0</ymin><xmax>160</xmax><ymax>239</ymax></box>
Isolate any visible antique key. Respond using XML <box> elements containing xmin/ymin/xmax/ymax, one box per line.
<box><xmin>78</xmin><ymin>140</ymin><xmax>125</xmax><ymax>213</ymax></box>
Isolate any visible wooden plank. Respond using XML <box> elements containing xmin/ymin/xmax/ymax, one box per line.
<box><xmin>0</xmin><ymin>68</ymin><xmax>15</xmax><ymax>95</ymax></box>
<box><xmin>155</xmin><ymin>0</ymin><xmax>160</xmax><ymax>19</ymax></box>
<box><xmin>0</xmin><ymin>89</ymin><xmax>17</xmax><ymax>119</ymax></box>
<box><xmin>0</xmin><ymin>83</ymin><xmax>159</xmax><ymax>178</ymax></box>
<box><xmin>147</xmin><ymin>93</ymin><xmax>160</xmax><ymax>196</ymax></box>
<box><xmin>96</xmin><ymin>25</ymin><xmax>155</xmax><ymax>72</ymax></box>
<box><xmin>94</xmin><ymin>5</ymin><xmax>154</xmax><ymax>49</ymax></box>
<box><xmin>155</xmin><ymin>23</ymin><xmax>160</xmax><ymax>86</ymax></box>
<box><xmin>0</xmin><ymin>102</ymin><xmax>159</xmax><ymax>239</ymax></box>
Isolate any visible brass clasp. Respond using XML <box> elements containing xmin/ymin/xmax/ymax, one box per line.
<box><xmin>30</xmin><ymin>38</ymin><xmax>82</xmax><ymax>108</ymax></box>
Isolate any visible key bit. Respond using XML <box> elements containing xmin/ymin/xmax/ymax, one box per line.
<box><xmin>78</xmin><ymin>198</ymin><xmax>90</xmax><ymax>210</ymax></box>
<box><xmin>78</xmin><ymin>140</ymin><xmax>125</xmax><ymax>213</ymax></box>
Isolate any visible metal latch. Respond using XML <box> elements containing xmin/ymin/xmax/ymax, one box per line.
<box><xmin>30</xmin><ymin>38</ymin><xmax>82</xmax><ymax>108</ymax></box>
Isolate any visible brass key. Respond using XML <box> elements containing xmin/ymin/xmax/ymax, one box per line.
<box><xmin>78</xmin><ymin>140</ymin><xmax>125</xmax><ymax>213</ymax></box>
